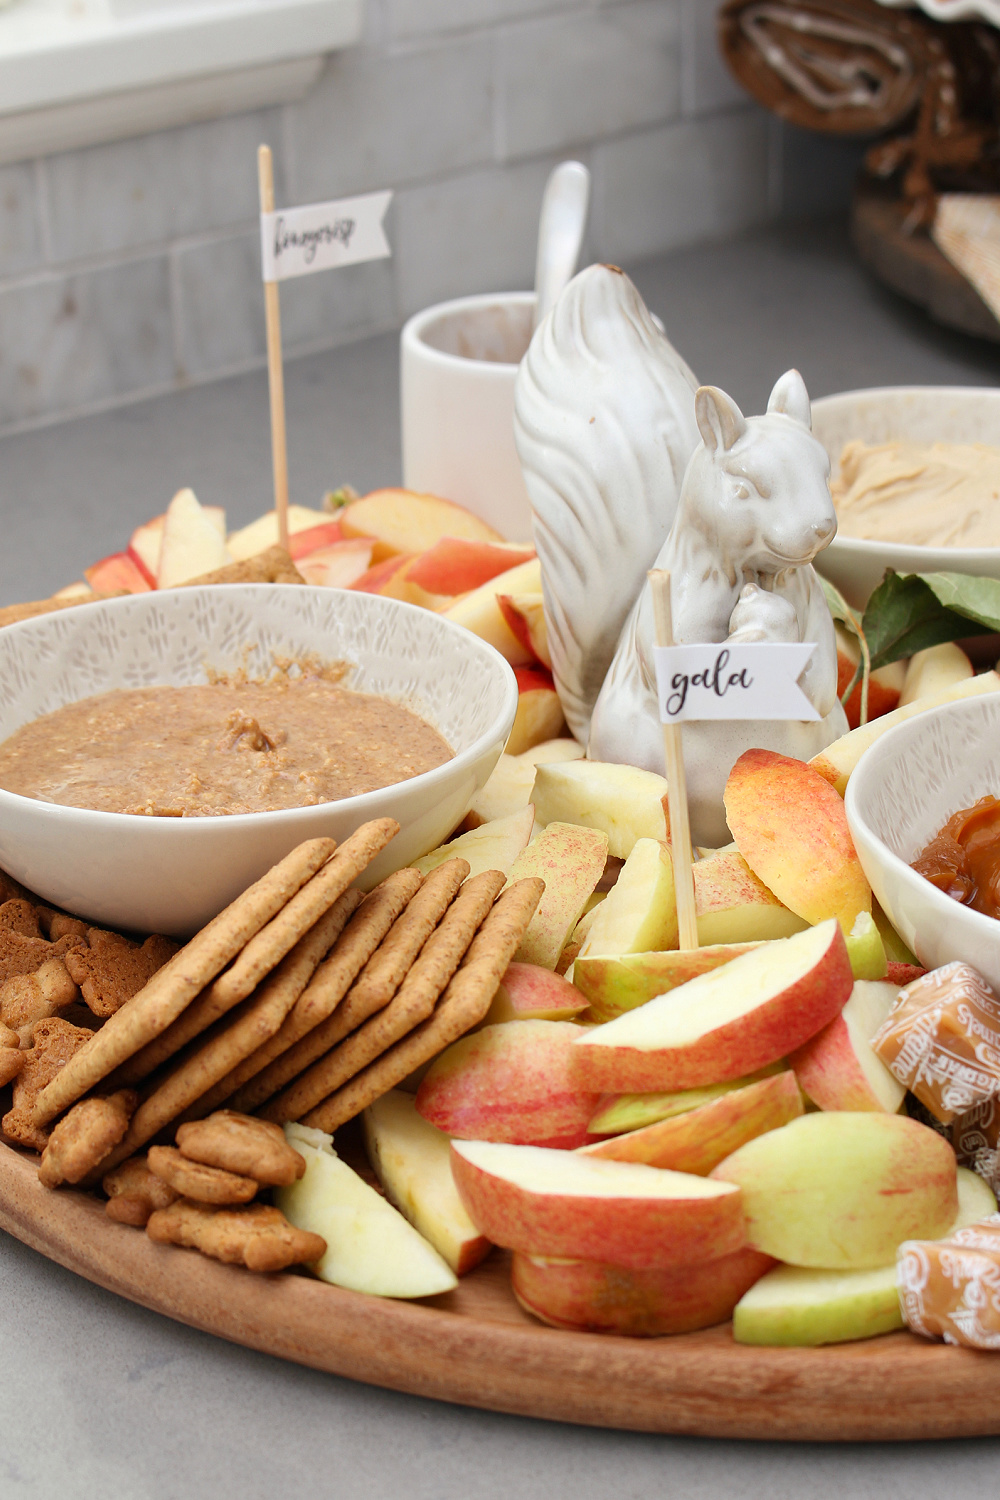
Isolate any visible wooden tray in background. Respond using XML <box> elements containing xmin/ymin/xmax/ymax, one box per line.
<box><xmin>2</xmin><ymin>1142</ymin><xmax>1000</xmax><ymax>1442</ymax></box>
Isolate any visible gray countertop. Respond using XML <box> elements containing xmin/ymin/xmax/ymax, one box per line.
<box><xmin>2</xmin><ymin>218</ymin><xmax>1000</xmax><ymax>1498</ymax></box>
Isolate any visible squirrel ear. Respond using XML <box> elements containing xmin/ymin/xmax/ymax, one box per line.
<box><xmin>767</xmin><ymin>369</ymin><xmax>812</xmax><ymax>429</ymax></box>
<box><xmin>695</xmin><ymin>386</ymin><xmax>746</xmax><ymax>454</ymax></box>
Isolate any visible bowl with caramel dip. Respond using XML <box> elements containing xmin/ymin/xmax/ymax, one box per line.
<box><xmin>0</xmin><ymin>585</ymin><xmax>518</xmax><ymax>935</ymax></box>
<box><xmin>845</xmin><ymin>689</ymin><xmax>1000</xmax><ymax>991</ymax></box>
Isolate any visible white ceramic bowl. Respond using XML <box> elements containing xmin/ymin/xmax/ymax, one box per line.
<box><xmin>845</xmin><ymin>690</ymin><xmax>1000</xmax><ymax>990</ymax></box>
<box><xmin>0</xmin><ymin>585</ymin><xmax>518</xmax><ymax>936</ymax></box>
<box><xmin>811</xmin><ymin>385</ymin><xmax>1000</xmax><ymax>610</ymax></box>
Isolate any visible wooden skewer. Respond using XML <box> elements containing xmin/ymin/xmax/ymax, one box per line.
<box><xmin>648</xmin><ymin>569</ymin><xmax>699</xmax><ymax>952</ymax></box>
<box><xmin>257</xmin><ymin>144</ymin><xmax>290</xmax><ymax>555</ymax></box>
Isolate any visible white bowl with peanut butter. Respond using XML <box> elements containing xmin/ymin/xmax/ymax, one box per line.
<box><xmin>811</xmin><ymin>386</ymin><xmax>1000</xmax><ymax>610</ymax></box>
<box><xmin>0</xmin><ymin>585</ymin><xmax>518</xmax><ymax>935</ymax></box>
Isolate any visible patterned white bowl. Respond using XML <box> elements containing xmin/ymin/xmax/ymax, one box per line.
<box><xmin>845</xmin><ymin>691</ymin><xmax>1000</xmax><ymax>990</ymax></box>
<box><xmin>0</xmin><ymin>585</ymin><xmax>518</xmax><ymax>935</ymax></box>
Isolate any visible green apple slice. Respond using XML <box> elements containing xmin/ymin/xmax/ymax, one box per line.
<box><xmin>844</xmin><ymin>911</ymin><xmax>887</xmax><ymax>981</ymax></box>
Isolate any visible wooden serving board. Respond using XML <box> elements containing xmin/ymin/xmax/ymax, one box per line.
<box><xmin>2</xmin><ymin>1138</ymin><xmax>999</xmax><ymax>1442</ymax></box>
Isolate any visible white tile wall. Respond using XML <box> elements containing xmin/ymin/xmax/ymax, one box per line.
<box><xmin>0</xmin><ymin>0</ymin><xmax>837</xmax><ymax>433</ymax></box>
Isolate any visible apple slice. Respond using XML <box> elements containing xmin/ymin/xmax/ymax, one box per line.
<box><xmin>348</xmin><ymin>553</ymin><xmax>415</xmax><ymax>595</ymax></box>
<box><xmin>693</xmin><ymin>850</ymin><xmax>808</xmax><ymax>946</ymax></box>
<box><xmin>508</xmin><ymin>822</ymin><xmax>609</xmax><ymax>970</ymax></box>
<box><xmin>362</xmin><ymin>1089</ymin><xmax>490</xmax><ymax>1275</ymax></box>
<box><xmin>571</xmin><ymin>919</ymin><xmax>852</xmax><ymax>1094</ymax></box>
<box><xmin>450</xmin><ymin>1140</ymin><xmax>745</xmax><ymax>1269</ymax></box>
<box><xmin>724</xmin><ymin>749</ymin><xmax>871</xmax><ymax>933</ymax></box>
<box><xmin>899</xmin><ymin>642</ymin><xmax>973</xmax><ymax>707</ymax></box>
<box><xmin>709</xmin><ymin>1111</ymin><xmax>958</xmax><ymax>1269</ymax></box>
<box><xmin>576</xmin><ymin>838</ymin><xmax>677</xmax><ymax>960</ymax></box>
<box><xmin>484</xmin><ymin>962</ymin><xmax>588</xmax><ymax>1024</ymax></box>
<box><xmin>587</xmin><ymin>1064</ymin><xmax>787</xmax><ymax>1136</ymax></box>
<box><xmin>497</xmin><ymin>592</ymin><xmax>551</xmax><ymax>669</ymax></box>
<box><xmin>294</xmin><ymin>538</ymin><xmax>374</xmax><ymax>588</ymax></box>
<box><xmin>387</xmin><ymin>539</ymin><xmax>536</xmax><ymax>609</ymax></box>
<box><xmin>809</xmin><ymin>671</ymin><xmax>1000</xmax><ymax>795</ymax></box>
<box><xmin>506</xmin><ymin>668</ymin><xmax>566</xmax><ymax>755</ymax></box>
<box><xmin>844</xmin><ymin>910</ymin><xmax>887</xmax><ymax>980</ymax></box>
<box><xmin>226</xmin><ymin>505</ymin><xmax>334</xmax><ymax>561</ymax></box>
<box><xmin>512</xmin><ymin>1244</ymin><xmax>776</xmax><ymax>1336</ymax></box>
<box><xmin>732</xmin><ymin>1166</ymin><xmax>995</xmax><ymax>1347</ymax></box>
<box><xmin>128</xmin><ymin>514</ymin><xmax>165</xmax><ymax>582</ymax></box>
<box><xmin>530</xmin><ymin>759</ymin><xmax>669</xmax><ymax>860</ymax></box>
<box><xmin>872</xmin><ymin>900</ymin><xmax>918</xmax><ymax>966</ymax></box>
<box><xmin>411</xmin><ymin>805</ymin><xmax>534</xmax><ymax>880</ymax></box>
<box><xmin>574</xmin><ymin>943</ymin><xmax>762</xmax><ymax>1023</ymax></box>
<box><xmin>84</xmin><ymin>551</ymin><xmax>153</xmax><ymax>594</ymax></box>
<box><xmin>52</xmin><ymin>582</ymin><xmax>94</xmax><ymax>600</ymax></box>
<box><xmin>276</xmin><ymin>1124</ymin><xmax>457</xmax><ymax>1296</ymax></box>
<box><xmin>789</xmin><ymin>979</ymin><xmax>905</xmax><ymax>1113</ymax></box>
<box><xmin>157</xmin><ymin>488</ymin><xmax>232</xmax><ymax>588</ymax></box>
<box><xmin>465</xmin><ymin>739</ymin><xmax>584</xmax><ymax>829</ymax></box>
<box><xmin>835</xmin><ymin>624</ymin><xmax>905</xmax><ymax>729</ymax></box>
<box><xmin>441</xmin><ymin>558</ymin><xmax>543</xmax><ymax>666</ymax></box>
<box><xmin>340</xmin><ymin>488</ymin><xmax>504</xmax><ymax>561</ymax></box>
<box><xmin>580</xmin><ymin>1071</ymin><xmax>804</xmax><ymax>1175</ymax></box>
<box><xmin>416</xmin><ymin>1020</ymin><xmax>602</xmax><ymax>1149</ymax></box>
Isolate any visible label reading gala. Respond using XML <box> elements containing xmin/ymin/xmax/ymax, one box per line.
<box><xmin>653</xmin><ymin>643</ymin><xmax>820</xmax><ymax>723</ymax></box>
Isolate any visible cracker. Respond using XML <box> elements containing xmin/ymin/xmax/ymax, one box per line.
<box><xmin>299</xmin><ymin>876</ymin><xmax>544</xmax><ymax>1133</ymax></box>
<box><xmin>181</xmin><ymin>545</ymin><xmax>305</xmax><ymax>588</ymax></box>
<box><xmin>29</xmin><ymin>837</ymin><xmax>335</xmax><ymax>1129</ymax></box>
<box><xmin>145</xmin><ymin>1199</ymin><xmax>325</xmax><ymax>1272</ymax></box>
<box><xmin>175</xmin><ymin>1110</ymin><xmax>305</xmax><ymax>1186</ymax></box>
<box><xmin>93</xmin><ymin>896</ymin><xmax>361</xmax><ymax>1175</ymax></box>
<box><xmin>2</xmin><ymin>1017</ymin><xmax>97</xmax><ymax>1150</ymax></box>
<box><xmin>115</xmin><ymin>887</ymin><xmax>362</xmax><ymax>1088</ymax></box>
<box><xmin>263</xmin><ymin>868</ymin><xmax>505</xmax><ymax>1125</ymax></box>
<box><xmin>103</xmin><ymin>1155</ymin><xmax>179</xmax><ymax>1226</ymax></box>
<box><xmin>146</xmin><ymin>1145</ymin><xmax>258</xmax><ymax>1205</ymax></box>
<box><xmin>64</xmin><ymin>931</ymin><xmax>178</xmax><ymax>1019</ymax></box>
<box><xmin>0</xmin><ymin>900</ymin><xmax>40</xmax><ymax>938</ymax></box>
<box><xmin>38</xmin><ymin>1090</ymin><xmax>137</xmax><ymax>1188</ymax></box>
<box><xmin>0</xmin><ymin>956</ymin><xmax>79</xmax><ymax>1030</ymax></box>
<box><xmin>223</xmin><ymin>869</ymin><xmax>422</xmax><ymax>1115</ymax></box>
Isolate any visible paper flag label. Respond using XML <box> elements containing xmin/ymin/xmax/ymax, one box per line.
<box><xmin>260</xmin><ymin>190</ymin><xmax>392</xmax><ymax>282</ymax></box>
<box><xmin>653</xmin><ymin>642</ymin><xmax>819</xmax><ymax>723</ymax></box>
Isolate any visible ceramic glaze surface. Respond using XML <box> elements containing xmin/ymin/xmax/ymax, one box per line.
<box><xmin>0</xmin><ymin>586</ymin><xmax>517</xmax><ymax>935</ymax></box>
<box><xmin>845</xmin><ymin>692</ymin><xmax>1000</xmax><ymax>991</ymax></box>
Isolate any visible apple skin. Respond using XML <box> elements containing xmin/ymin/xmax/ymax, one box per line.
<box><xmin>574</xmin><ymin>943</ymin><xmax>761</xmax><ymax>1023</ymax></box>
<box><xmin>709</xmin><ymin>1111</ymin><xmax>958</xmax><ymax>1269</ymax></box>
<box><xmin>416</xmin><ymin>1020</ymin><xmax>601</xmax><ymax>1149</ymax></box>
<box><xmin>349</xmin><ymin>553</ymin><xmax>415</xmax><ymax>594</ymax></box>
<box><xmin>724</xmin><ymin>749</ymin><xmax>871</xmax><ymax>934</ymax></box>
<box><xmin>451</xmin><ymin>1140</ymin><xmax>746</xmax><ymax>1270</ymax></box>
<box><xmin>497</xmin><ymin>592</ymin><xmax>552</xmax><ymax>669</ymax></box>
<box><xmin>485</xmin><ymin>963</ymin><xmax>588</xmax><ymax>1024</ymax></box>
<box><xmin>511</xmin><ymin>1245</ymin><xmax>776</xmax><ymax>1336</ymax></box>
<box><xmin>788</xmin><ymin>980</ymin><xmax>905</xmax><ymax>1113</ymax></box>
<box><xmin>579</xmin><ymin>1072</ymin><xmax>804</xmax><ymax>1176</ymax></box>
<box><xmin>85</xmin><ymin>551</ymin><xmax>153</xmax><ymax>594</ymax></box>
<box><xmin>571</xmin><ymin>919</ymin><xmax>853</xmax><ymax>1094</ymax></box>
<box><xmin>339</xmin><ymin>487</ymin><xmax>503</xmax><ymax>561</ymax></box>
<box><xmin>587</xmin><ymin>1064</ymin><xmax>786</xmax><ymax>1136</ymax></box>
<box><xmin>442</xmin><ymin>558</ymin><xmax>543</xmax><ymax>667</ymax></box>
<box><xmin>508</xmin><ymin>821</ymin><xmax>609</xmax><ymax>970</ymax></box>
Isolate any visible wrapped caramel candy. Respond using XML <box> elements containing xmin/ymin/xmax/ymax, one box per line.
<box><xmin>952</xmin><ymin>1098</ymin><xmax>1000</xmax><ymax>1188</ymax></box>
<box><xmin>898</xmin><ymin>1215</ymin><xmax>1000</xmax><ymax>1349</ymax></box>
<box><xmin>871</xmin><ymin>963</ymin><xmax>1000</xmax><ymax>1124</ymax></box>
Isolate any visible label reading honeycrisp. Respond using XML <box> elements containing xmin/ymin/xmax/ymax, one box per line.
<box><xmin>653</xmin><ymin>643</ymin><xmax>819</xmax><ymax>723</ymax></box>
<box><xmin>260</xmin><ymin>191</ymin><xmax>392</xmax><ymax>282</ymax></box>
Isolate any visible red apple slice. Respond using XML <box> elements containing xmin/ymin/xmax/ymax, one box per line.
<box><xmin>84</xmin><ymin>551</ymin><xmax>153</xmax><ymax>594</ymax></box>
<box><xmin>497</xmin><ymin>592</ymin><xmax>551</xmax><ymax>669</ymax></box>
<box><xmin>579</xmin><ymin>1071</ymin><xmax>804</xmax><ymax>1175</ymax></box>
<box><xmin>288</xmin><ymin>520</ymin><xmax>345</xmax><ymax>558</ymax></box>
<box><xmin>511</xmin><ymin>1244</ymin><xmax>776</xmax><ymax>1335</ymax></box>
<box><xmin>416</xmin><ymin>1020</ymin><xmax>601</xmax><ymax>1148</ymax></box>
<box><xmin>340</xmin><ymin>488</ymin><xmax>504</xmax><ymax>561</ymax></box>
<box><xmin>485</xmin><ymin>963</ymin><xmax>588</xmax><ymax>1024</ymax></box>
<box><xmin>128</xmin><ymin>513</ymin><xmax>165</xmax><ymax>583</ymax></box>
<box><xmin>405</xmin><ymin>538</ymin><xmax>535</xmax><ymax>596</ymax></box>
<box><xmin>507</xmin><ymin>667</ymin><xmax>565</xmax><ymax>755</ymax></box>
<box><xmin>789</xmin><ymin>979</ymin><xmax>905</xmax><ymax>1113</ymax></box>
<box><xmin>294</xmin><ymin>538</ymin><xmax>374</xmax><ymax>588</ymax></box>
<box><xmin>574</xmin><ymin>943</ymin><xmax>762</xmax><ymax>1022</ymax></box>
<box><xmin>348</xmin><ymin>553</ymin><xmax>415</xmax><ymax>594</ymax></box>
<box><xmin>571</xmin><ymin>918</ymin><xmax>853</xmax><ymax>1094</ymax></box>
<box><xmin>451</xmin><ymin>1140</ymin><xmax>745</xmax><ymax>1269</ymax></box>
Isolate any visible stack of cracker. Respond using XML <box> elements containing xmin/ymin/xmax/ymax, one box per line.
<box><xmin>18</xmin><ymin>818</ymin><xmax>543</xmax><ymax>1205</ymax></box>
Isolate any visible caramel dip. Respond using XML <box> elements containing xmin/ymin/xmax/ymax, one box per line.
<box><xmin>0</xmin><ymin>676</ymin><xmax>453</xmax><ymax>816</ymax></box>
<box><xmin>912</xmin><ymin>794</ymin><xmax>1000</xmax><ymax>920</ymax></box>
<box><xmin>832</xmin><ymin>439</ymin><xmax>1000</xmax><ymax>547</ymax></box>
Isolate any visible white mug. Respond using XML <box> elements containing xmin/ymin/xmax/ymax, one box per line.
<box><xmin>400</xmin><ymin>292</ymin><xmax>536</xmax><ymax>543</ymax></box>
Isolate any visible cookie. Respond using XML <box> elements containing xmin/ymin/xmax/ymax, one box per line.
<box><xmin>145</xmin><ymin>1199</ymin><xmax>325</xmax><ymax>1272</ymax></box>
<box><xmin>174</xmin><ymin>1110</ymin><xmax>305</xmax><ymax>1186</ymax></box>
<box><xmin>146</xmin><ymin>1145</ymin><xmax>258</xmax><ymax>1205</ymax></box>
<box><xmin>3</xmin><ymin>1017</ymin><xmax>98</xmax><ymax>1150</ymax></box>
<box><xmin>0</xmin><ymin>900</ymin><xmax>40</xmax><ymax>938</ymax></box>
<box><xmin>64</xmin><ymin>931</ymin><xmax>178</xmax><ymax>1019</ymax></box>
<box><xmin>0</xmin><ymin>956</ymin><xmax>79</xmax><ymax>1030</ymax></box>
<box><xmin>38</xmin><ymin>1090</ymin><xmax>137</xmax><ymax>1188</ymax></box>
<box><xmin>103</xmin><ymin>1155</ymin><xmax>180</xmax><ymax>1227</ymax></box>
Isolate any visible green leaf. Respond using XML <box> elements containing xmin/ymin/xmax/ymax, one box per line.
<box><xmin>862</xmin><ymin>572</ymin><xmax>978</xmax><ymax>671</ymax></box>
<box><xmin>916</xmin><ymin>572</ymin><xmax>1000</xmax><ymax>633</ymax></box>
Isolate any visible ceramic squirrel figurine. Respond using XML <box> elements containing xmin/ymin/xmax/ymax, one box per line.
<box><xmin>514</xmin><ymin>267</ymin><xmax>847</xmax><ymax>847</ymax></box>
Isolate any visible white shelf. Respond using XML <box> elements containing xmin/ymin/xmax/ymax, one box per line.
<box><xmin>0</xmin><ymin>0</ymin><xmax>362</xmax><ymax>163</ymax></box>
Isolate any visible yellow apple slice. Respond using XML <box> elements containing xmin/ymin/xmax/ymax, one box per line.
<box><xmin>576</xmin><ymin>838</ymin><xmax>677</xmax><ymax>959</ymax></box>
<box><xmin>530</xmin><ymin>759</ymin><xmax>669</xmax><ymax>859</ymax></box>
<box><xmin>693</xmin><ymin>849</ymin><xmax>808</xmax><ymax>945</ymax></box>
<box><xmin>276</xmin><ymin>1123</ymin><xmax>457</xmax><ymax>1296</ymax></box>
<box><xmin>411</xmin><ymin>805</ymin><xmax>535</xmax><ymax>879</ymax></box>
<box><xmin>362</xmin><ymin>1090</ymin><xmax>490</xmax><ymax>1275</ymax></box>
<box><xmin>441</xmin><ymin>558</ymin><xmax>543</xmax><ymax>665</ymax></box>
<box><xmin>340</xmin><ymin>488</ymin><xmax>504</xmax><ymax>561</ymax></box>
<box><xmin>899</xmin><ymin>642</ymin><xmax>973</xmax><ymax>707</ymax></box>
<box><xmin>465</xmin><ymin>739</ymin><xmax>584</xmax><ymax>828</ymax></box>
<box><xmin>508</xmin><ymin>822</ymin><xmax>609</xmax><ymax>969</ymax></box>
<box><xmin>157</xmin><ymin>488</ymin><xmax>232</xmax><ymax>588</ymax></box>
<box><xmin>485</xmin><ymin>962</ymin><xmax>588</xmax><ymax>1023</ymax></box>
<box><xmin>575</xmin><ymin>942</ymin><xmax>762</xmax><ymax>1022</ymax></box>
<box><xmin>587</xmin><ymin>1064</ymin><xmax>787</xmax><ymax>1135</ymax></box>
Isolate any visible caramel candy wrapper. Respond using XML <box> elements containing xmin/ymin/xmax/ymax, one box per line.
<box><xmin>871</xmin><ymin>962</ymin><xmax>1000</xmax><ymax>1123</ymax></box>
<box><xmin>898</xmin><ymin>1213</ymin><xmax>1000</xmax><ymax>1349</ymax></box>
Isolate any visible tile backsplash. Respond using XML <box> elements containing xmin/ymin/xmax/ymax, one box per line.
<box><xmin>0</xmin><ymin>0</ymin><xmax>853</xmax><ymax>434</ymax></box>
